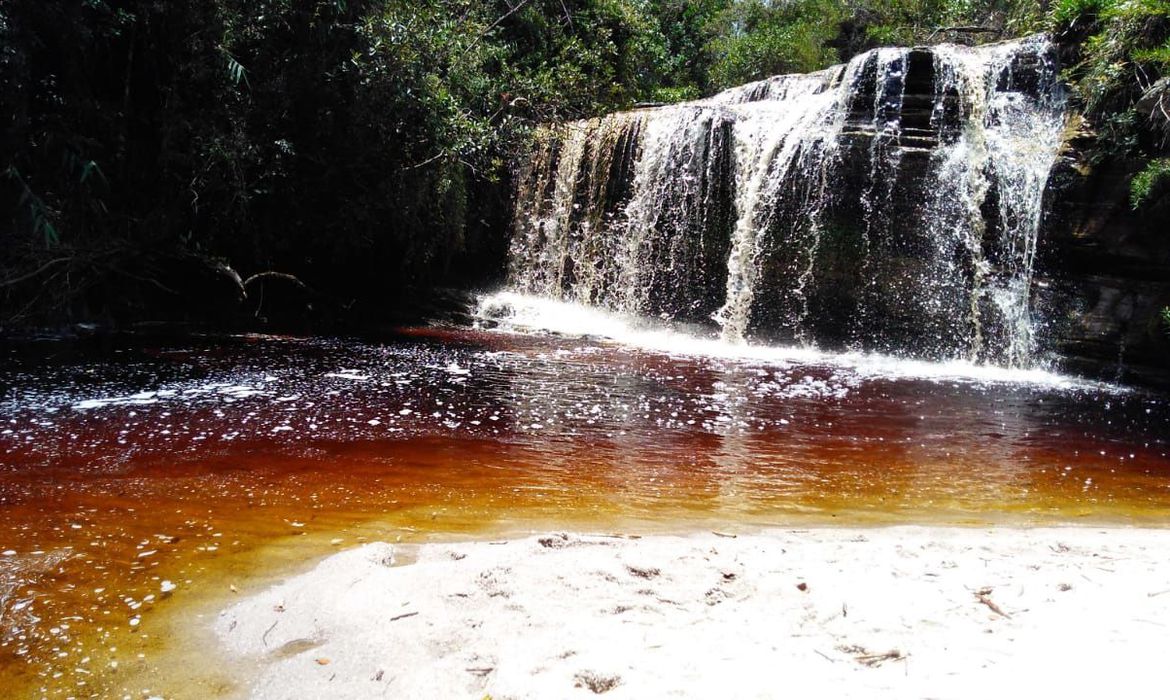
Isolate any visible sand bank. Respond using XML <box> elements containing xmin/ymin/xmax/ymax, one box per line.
<box><xmin>216</xmin><ymin>527</ymin><xmax>1170</xmax><ymax>699</ymax></box>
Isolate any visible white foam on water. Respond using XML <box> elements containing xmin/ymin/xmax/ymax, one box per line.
<box><xmin>475</xmin><ymin>291</ymin><xmax>1112</xmax><ymax>391</ymax></box>
<box><xmin>324</xmin><ymin>371</ymin><xmax>370</xmax><ymax>381</ymax></box>
<box><xmin>71</xmin><ymin>381</ymin><xmax>271</xmax><ymax>411</ymax></box>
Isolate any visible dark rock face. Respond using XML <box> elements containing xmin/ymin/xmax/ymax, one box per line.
<box><xmin>1038</xmin><ymin>150</ymin><xmax>1170</xmax><ymax>386</ymax></box>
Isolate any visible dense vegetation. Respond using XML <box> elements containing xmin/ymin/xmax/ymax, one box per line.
<box><xmin>1</xmin><ymin>0</ymin><xmax>1167</xmax><ymax>329</ymax></box>
<box><xmin>1048</xmin><ymin>0</ymin><xmax>1170</xmax><ymax>202</ymax></box>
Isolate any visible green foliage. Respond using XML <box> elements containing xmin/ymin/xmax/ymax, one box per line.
<box><xmin>643</xmin><ymin>0</ymin><xmax>729</xmax><ymax>96</ymax></box>
<box><xmin>1131</xmin><ymin>158</ymin><xmax>1170</xmax><ymax>207</ymax></box>
<box><xmin>1051</xmin><ymin>0</ymin><xmax>1170</xmax><ymax>113</ymax></box>
<box><xmin>844</xmin><ymin>0</ymin><xmax>1048</xmax><ymax>52</ymax></box>
<box><xmin>703</xmin><ymin>0</ymin><xmax>842</xmax><ymax>89</ymax></box>
<box><xmin>861</xmin><ymin>0</ymin><xmax>990</xmax><ymax>45</ymax></box>
<box><xmin>222</xmin><ymin>49</ymin><xmax>249</xmax><ymax>87</ymax></box>
<box><xmin>1050</xmin><ymin>0</ymin><xmax>1170</xmax><ymax>213</ymax></box>
<box><xmin>699</xmin><ymin>1</ymin><xmax>1048</xmax><ymax>91</ymax></box>
<box><xmin>1050</xmin><ymin>0</ymin><xmax>1112</xmax><ymax>27</ymax></box>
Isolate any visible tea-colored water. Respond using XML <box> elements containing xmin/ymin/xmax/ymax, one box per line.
<box><xmin>1</xmin><ymin>328</ymin><xmax>1168</xmax><ymax>698</ymax></box>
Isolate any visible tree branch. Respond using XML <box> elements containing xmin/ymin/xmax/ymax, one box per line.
<box><xmin>243</xmin><ymin>271</ymin><xmax>309</xmax><ymax>290</ymax></box>
<box><xmin>461</xmin><ymin>0</ymin><xmax>535</xmax><ymax>58</ymax></box>
<box><xmin>0</xmin><ymin>257</ymin><xmax>73</xmax><ymax>289</ymax></box>
<box><xmin>405</xmin><ymin>152</ymin><xmax>448</xmax><ymax>171</ymax></box>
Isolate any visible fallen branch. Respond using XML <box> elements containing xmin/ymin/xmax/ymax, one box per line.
<box><xmin>389</xmin><ymin>611</ymin><xmax>418</xmax><ymax>622</ymax></box>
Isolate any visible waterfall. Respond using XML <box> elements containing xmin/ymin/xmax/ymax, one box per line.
<box><xmin>503</xmin><ymin>36</ymin><xmax>1066</xmax><ymax>367</ymax></box>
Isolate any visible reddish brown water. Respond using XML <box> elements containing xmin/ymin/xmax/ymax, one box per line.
<box><xmin>1</xmin><ymin>327</ymin><xmax>1168</xmax><ymax>697</ymax></box>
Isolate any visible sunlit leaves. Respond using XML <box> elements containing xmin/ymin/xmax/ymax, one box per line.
<box><xmin>1130</xmin><ymin>157</ymin><xmax>1170</xmax><ymax>207</ymax></box>
<box><xmin>705</xmin><ymin>0</ymin><xmax>844</xmax><ymax>89</ymax></box>
<box><xmin>223</xmin><ymin>49</ymin><xmax>249</xmax><ymax>87</ymax></box>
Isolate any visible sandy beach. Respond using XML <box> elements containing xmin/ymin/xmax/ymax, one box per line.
<box><xmin>216</xmin><ymin>527</ymin><xmax>1170</xmax><ymax>699</ymax></box>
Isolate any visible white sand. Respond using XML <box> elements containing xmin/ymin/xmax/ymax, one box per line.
<box><xmin>216</xmin><ymin>527</ymin><xmax>1170</xmax><ymax>699</ymax></box>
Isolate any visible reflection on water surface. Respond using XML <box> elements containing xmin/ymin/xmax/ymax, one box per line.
<box><xmin>1</xmin><ymin>327</ymin><xmax>1168</xmax><ymax>697</ymax></box>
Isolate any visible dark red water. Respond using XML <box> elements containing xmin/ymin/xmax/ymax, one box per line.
<box><xmin>1</xmin><ymin>327</ymin><xmax>1168</xmax><ymax>697</ymax></box>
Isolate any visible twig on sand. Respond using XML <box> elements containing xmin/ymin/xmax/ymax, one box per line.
<box><xmin>815</xmin><ymin>649</ymin><xmax>837</xmax><ymax>663</ymax></box>
<box><xmin>389</xmin><ymin>611</ymin><xmax>419</xmax><ymax>622</ymax></box>
<box><xmin>1148</xmin><ymin>588</ymin><xmax>1170</xmax><ymax>598</ymax></box>
<box><xmin>837</xmin><ymin>644</ymin><xmax>905</xmax><ymax>667</ymax></box>
<box><xmin>856</xmin><ymin>650</ymin><xmax>905</xmax><ymax>667</ymax></box>
<box><xmin>466</xmin><ymin>667</ymin><xmax>495</xmax><ymax>677</ymax></box>
<box><xmin>262</xmin><ymin>619</ymin><xmax>279</xmax><ymax>647</ymax></box>
<box><xmin>975</xmin><ymin>588</ymin><xmax>1012</xmax><ymax>618</ymax></box>
<box><xmin>712</xmin><ymin>531</ymin><xmax>737</xmax><ymax>539</ymax></box>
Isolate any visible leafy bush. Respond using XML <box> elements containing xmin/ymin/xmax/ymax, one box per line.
<box><xmin>701</xmin><ymin>1</ymin><xmax>1045</xmax><ymax>91</ymax></box>
<box><xmin>1050</xmin><ymin>0</ymin><xmax>1113</xmax><ymax>27</ymax></box>
<box><xmin>1130</xmin><ymin>158</ymin><xmax>1170</xmax><ymax>207</ymax></box>
<box><xmin>1050</xmin><ymin>0</ymin><xmax>1170</xmax><ymax>215</ymax></box>
<box><xmin>704</xmin><ymin>0</ymin><xmax>844</xmax><ymax>89</ymax></box>
<box><xmin>1055</xmin><ymin>1</ymin><xmax>1170</xmax><ymax>112</ymax></box>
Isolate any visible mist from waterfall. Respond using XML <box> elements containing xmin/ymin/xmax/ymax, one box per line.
<box><xmin>502</xmin><ymin>36</ymin><xmax>1066</xmax><ymax>368</ymax></box>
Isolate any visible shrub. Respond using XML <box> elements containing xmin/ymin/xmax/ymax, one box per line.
<box><xmin>1130</xmin><ymin>158</ymin><xmax>1170</xmax><ymax>207</ymax></box>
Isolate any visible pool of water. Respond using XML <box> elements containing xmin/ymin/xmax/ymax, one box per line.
<box><xmin>1</xmin><ymin>318</ymin><xmax>1168</xmax><ymax>696</ymax></box>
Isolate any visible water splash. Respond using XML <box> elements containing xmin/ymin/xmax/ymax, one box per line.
<box><xmin>916</xmin><ymin>36</ymin><xmax>1066</xmax><ymax>366</ymax></box>
<box><xmin>475</xmin><ymin>291</ymin><xmax>1104</xmax><ymax>390</ymax></box>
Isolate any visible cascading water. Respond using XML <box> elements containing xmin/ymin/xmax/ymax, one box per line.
<box><xmin>498</xmin><ymin>36</ymin><xmax>1066</xmax><ymax>368</ymax></box>
<box><xmin>712</xmin><ymin>64</ymin><xmax>854</xmax><ymax>345</ymax></box>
